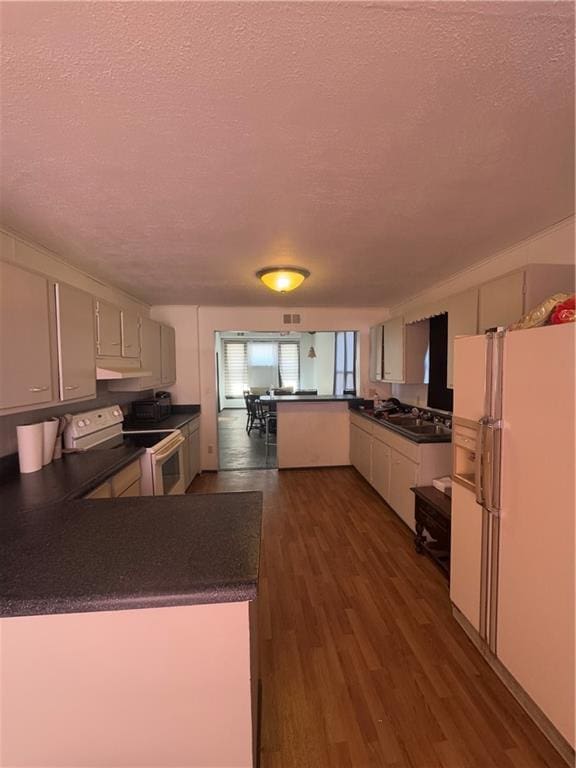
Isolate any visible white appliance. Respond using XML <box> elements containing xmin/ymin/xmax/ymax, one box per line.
<box><xmin>451</xmin><ymin>323</ymin><xmax>575</xmax><ymax>759</ymax></box>
<box><xmin>64</xmin><ymin>406</ymin><xmax>186</xmax><ymax>496</ymax></box>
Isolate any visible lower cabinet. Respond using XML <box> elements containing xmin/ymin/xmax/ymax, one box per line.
<box><xmin>83</xmin><ymin>460</ymin><xmax>141</xmax><ymax>499</ymax></box>
<box><xmin>181</xmin><ymin>417</ymin><xmax>200</xmax><ymax>489</ymax></box>
<box><xmin>371</xmin><ymin>436</ymin><xmax>391</xmax><ymax>500</ymax></box>
<box><xmin>350</xmin><ymin>413</ymin><xmax>451</xmax><ymax>532</ymax></box>
<box><xmin>389</xmin><ymin>451</ymin><xmax>418</xmax><ymax>530</ymax></box>
<box><xmin>350</xmin><ymin>422</ymin><xmax>371</xmax><ymax>481</ymax></box>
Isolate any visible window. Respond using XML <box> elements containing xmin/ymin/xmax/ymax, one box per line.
<box><xmin>223</xmin><ymin>341</ymin><xmax>248</xmax><ymax>398</ymax></box>
<box><xmin>278</xmin><ymin>342</ymin><xmax>300</xmax><ymax>390</ymax></box>
<box><xmin>334</xmin><ymin>331</ymin><xmax>356</xmax><ymax>395</ymax></box>
<box><xmin>222</xmin><ymin>339</ymin><xmax>300</xmax><ymax>397</ymax></box>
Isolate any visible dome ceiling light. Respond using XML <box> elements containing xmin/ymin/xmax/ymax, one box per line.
<box><xmin>256</xmin><ymin>267</ymin><xmax>310</xmax><ymax>293</ymax></box>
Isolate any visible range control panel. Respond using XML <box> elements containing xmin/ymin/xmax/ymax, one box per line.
<box><xmin>64</xmin><ymin>405</ymin><xmax>124</xmax><ymax>449</ymax></box>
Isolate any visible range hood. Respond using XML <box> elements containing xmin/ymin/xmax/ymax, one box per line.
<box><xmin>96</xmin><ymin>366</ymin><xmax>153</xmax><ymax>380</ymax></box>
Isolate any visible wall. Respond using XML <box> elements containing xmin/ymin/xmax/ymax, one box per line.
<box><xmin>0</xmin><ymin>228</ymin><xmax>153</xmax><ymax>458</ymax></box>
<box><xmin>195</xmin><ymin>307</ymin><xmax>387</xmax><ymax>470</ymax></box>
<box><xmin>370</xmin><ymin>216</ymin><xmax>576</xmax><ymax>407</ymax></box>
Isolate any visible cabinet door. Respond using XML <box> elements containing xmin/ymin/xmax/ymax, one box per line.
<box><xmin>450</xmin><ymin>482</ymin><xmax>483</xmax><ymax>632</ymax></box>
<box><xmin>188</xmin><ymin>421</ymin><xmax>201</xmax><ymax>481</ymax></box>
<box><xmin>118</xmin><ymin>478</ymin><xmax>141</xmax><ymax>497</ymax></box>
<box><xmin>140</xmin><ymin>318</ymin><xmax>162</xmax><ymax>387</ymax></box>
<box><xmin>478</xmin><ymin>270</ymin><xmax>525</xmax><ymax>333</ymax></box>
<box><xmin>0</xmin><ymin>261</ymin><xmax>54</xmax><ymax>409</ymax></box>
<box><xmin>56</xmin><ymin>283</ymin><xmax>96</xmax><ymax>401</ymax></box>
<box><xmin>447</xmin><ymin>289</ymin><xmax>479</xmax><ymax>389</ymax></box>
<box><xmin>121</xmin><ymin>311</ymin><xmax>140</xmax><ymax>358</ymax></box>
<box><xmin>389</xmin><ymin>450</ymin><xmax>418</xmax><ymax>531</ymax></box>
<box><xmin>160</xmin><ymin>324</ymin><xmax>176</xmax><ymax>384</ymax></box>
<box><xmin>84</xmin><ymin>482</ymin><xmax>113</xmax><ymax>499</ymax></box>
<box><xmin>369</xmin><ymin>325</ymin><xmax>383</xmax><ymax>382</ymax></box>
<box><xmin>382</xmin><ymin>317</ymin><xmax>404</xmax><ymax>383</ymax></box>
<box><xmin>96</xmin><ymin>300</ymin><xmax>122</xmax><ymax>357</ymax></box>
<box><xmin>372</xmin><ymin>436</ymin><xmax>391</xmax><ymax>501</ymax></box>
<box><xmin>181</xmin><ymin>435</ymin><xmax>191</xmax><ymax>489</ymax></box>
<box><xmin>350</xmin><ymin>423</ymin><xmax>371</xmax><ymax>481</ymax></box>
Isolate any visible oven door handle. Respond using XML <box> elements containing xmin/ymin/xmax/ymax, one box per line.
<box><xmin>153</xmin><ymin>435</ymin><xmax>185</xmax><ymax>462</ymax></box>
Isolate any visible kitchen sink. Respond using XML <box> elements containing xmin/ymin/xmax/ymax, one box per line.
<box><xmin>404</xmin><ymin>424</ymin><xmax>452</xmax><ymax>436</ymax></box>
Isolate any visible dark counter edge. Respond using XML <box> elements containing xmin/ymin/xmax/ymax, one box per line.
<box><xmin>2</xmin><ymin>583</ymin><xmax>258</xmax><ymax>619</ymax></box>
<box><xmin>349</xmin><ymin>406</ymin><xmax>451</xmax><ymax>444</ymax></box>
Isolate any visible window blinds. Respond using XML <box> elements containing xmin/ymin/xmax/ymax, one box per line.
<box><xmin>223</xmin><ymin>341</ymin><xmax>248</xmax><ymax>398</ymax></box>
<box><xmin>278</xmin><ymin>342</ymin><xmax>300</xmax><ymax>390</ymax></box>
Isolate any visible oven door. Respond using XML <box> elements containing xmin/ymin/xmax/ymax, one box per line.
<box><xmin>151</xmin><ymin>433</ymin><xmax>185</xmax><ymax>495</ymax></box>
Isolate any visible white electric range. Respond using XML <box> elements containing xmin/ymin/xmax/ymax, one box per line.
<box><xmin>64</xmin><ymin>405</ymin><xmax>186</xmax><ymax>496</ymax></box>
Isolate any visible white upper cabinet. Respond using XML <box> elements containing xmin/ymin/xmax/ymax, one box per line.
<box><xmin>160</xmin><ymin>324</ymin><xmax>176</xmax><ymax>385</ymax></box>
<box><xmin>55</xmin><ymin>283</ymin><xmax>96</xmax><ymax>401</ymax></box>
<box><xmin>382</xmin><ymin>317</ymin><xmax>404</xmax><ymax>382</ymax></box>
<box><xmin>368</xmin><ymin>325</ymin><xmax>383</xmax><ymax>382</ymax></box>
<box><xmin>0</xmin><ymin>261</ymin><xmax>55</xmax><ymax>409</ymax></box>
<box><xmin>140</xmin><ymin>318</ymin><xmax>162</xmax><ymax>388</ymax></box>
<box><xmin>382</xmin><ymin>317</ymin><xmax>429</xmax><ymax>384</ymax></box>
<box><xmin>478</xmin><ymin>270</ymin><xmax>525</xmax><ymax>333</ymax></box>
<box><xmin>121</xmin><ymin>311</ymin><xmax>140</xmax><ymax>358</ymax></box>
<box><xmin>96</xmin><ymin>300</ymin><xmax>122</xmax><ymax>357</ymax></box>
<box><xmin>447</xmin><ymin>288</ymin><xmax>479</xmax><ymax>389</ymax></box>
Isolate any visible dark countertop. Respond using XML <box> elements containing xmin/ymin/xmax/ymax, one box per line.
<box><xmin>123</xmin><ymin>405</ymin><xmax>200</xmax><ymax>431</ymax></box>
<box><xmin>0</xmin><ymin>491</ymin><xmax>262</xmax><ymax>618</ymax></box>
<box><xmin>350</xmin><ymin>407</ymin><xmax>452</xmax><ymax>444</ymax></box>
<box><xmin>0</xmin><ymin>444</ymin><xmax>146</xmax><ymax>513</ymax></box>
<box><xmin>260</xmin><ymin>395</ymin><xmax>361</xmax><ymax>404</ymax></box>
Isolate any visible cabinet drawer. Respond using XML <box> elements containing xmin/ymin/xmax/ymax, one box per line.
<box><xmin>111</xmin><ymin>460</ymin><xmax>141</xmax><ymax>497</ymax></box>
<box><xmin>350</xmin><ymin>412</ymin><xmax>373</xmax><ymax>435</ymax></box>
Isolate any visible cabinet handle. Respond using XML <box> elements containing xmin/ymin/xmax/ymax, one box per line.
<box><xmin>125</xmin><ymin>344</ymin><xmax>132</xmax><ymax>348</ymax></box>
<box><xmin>111</xmin><ymin>342</ymin><xmax>121</xmax><ymax>346</ymax></box>
<box><xmin>64</xmin><ymin>385</ymin><xmax>80</xmax><ymax>391</ymax></box>
<box><xmin>29</xmin><ymin>386</ymin><xmax>49</xmax><ymax>392</ymax></box>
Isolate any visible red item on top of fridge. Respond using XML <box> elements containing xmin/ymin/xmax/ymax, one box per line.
<box><xmin>549</xmin><ymin>295</ymin><xmax>575</xmax><ymax>325</ymax></box>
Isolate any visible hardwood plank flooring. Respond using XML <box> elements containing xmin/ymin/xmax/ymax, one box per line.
<box><xmin>189</xmin><ymin>467</ymin><xmax>567</xmax><ymax>768</ymax></box>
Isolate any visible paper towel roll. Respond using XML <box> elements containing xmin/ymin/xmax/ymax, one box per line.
<box><xmin>42</xmin><ymin>420</ymin><xmax>59</xmax><ymax>465</ymax></box>
<box><xmin>17</xmin><ymin>423</ymin><xmax>44</xmax><ymax>474</ymax></box>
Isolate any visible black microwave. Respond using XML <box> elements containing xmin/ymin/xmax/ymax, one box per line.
<box><xmin>132</xmin><ymin>392</ymin><xmax>172</xmax><ymax>423</ymax></box>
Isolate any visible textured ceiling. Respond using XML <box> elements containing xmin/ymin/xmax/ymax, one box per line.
<box><xmin>1</xmin><ymin>1</ymin><xmax>574</xmax><ymax>306</ymax></box>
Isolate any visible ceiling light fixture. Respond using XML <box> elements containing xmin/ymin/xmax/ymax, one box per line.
<box><xmin>256</xmin><ymin>267</ymin><xmax>310</xmax><ymax>293</ymax></box>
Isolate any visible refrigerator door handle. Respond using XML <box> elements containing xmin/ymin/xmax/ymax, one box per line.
<box><xmin>483</xmin><ymin>420</ymin><xmax>502</xmax><ymax>516</ymax></box>
<box><xmin>475</xmin><ymin>419</ymin><xmax>486</xmax><ymax>505</ymax></box>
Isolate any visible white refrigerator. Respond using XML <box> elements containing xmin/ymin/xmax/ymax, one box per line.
<box><xmin>451</xmin><ymin>322</ymin><xmax>575</xmax><ymax>757</ymax></box>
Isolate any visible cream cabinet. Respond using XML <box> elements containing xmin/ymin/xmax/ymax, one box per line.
<box><xmin>478</xmin><ymin>264</ymin><xmax>575</xmax><ymax>334</ymax></box>
<box><xmin>83</xmin><ymin>460</ymin><xmax>141</xmax><ymax>499</ymax></box>
<box><xmin>55</xmin><ymin>283</ymin><xmax>96</xmax><ymax>401</ymax></box>
<box><xmin>160</xmin><ymin>324</ymin><xmax>176</xmax><ymax>385</ymax></box>
<box><xmin>371</xmin><ymin>435</ymin><xmax>391</xmax><ymax>501</ymax></box>
<box><xmin>368</xmin><ymin>325</ymin><xmax>383</xmax><ymax>382</ymax></box>
<box><xmin>121</xmin><ymin>311</ymin><xmax>140</xmax><ymax>358</ymax></box>
<box><xmin>0</xmin><ymin>261</ymin><xmax>55</xmax><ymax>410</ymax></box>
<box><xmin>382</xmin><ymin>317</ymin><xmax>429</xmax><ymax>384</ymax></box>
<box><xmin>350</xmin><ymin>413</ymin><xmax>451</xmax><ymax>531</ymax></box>
<box><xmin>96</xmin><ymin>300</ymin><xmax>122</xmax><ymax>357</ymax></box>
<box><xmin>350</xmin><ymin>418</ymin><xmax>372</xmax><ymax>482</ymax></box>
<box><xmin>447</xmin><ymin>288</ymin><xmax>479</xmax><ymax>389</ymax></box>
<box><xmin>140</xmin><ymin>318</ymin><xmax>162</xmax><ymax>388</ymax></box>
<box><xmin>389</xmin><ymin>451</ymin><xmax>419</xmax><ymax>530</ymax></box>
<box><xmin>181</xmin><ymin>416</ymin><xmax>201</xmax><ymax>489</ymax></box>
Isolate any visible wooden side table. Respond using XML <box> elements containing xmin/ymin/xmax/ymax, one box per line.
<box><xmin>410</xmin><ymin>486</ymin><xmax>452</xmax><ymax>579</ymax></box>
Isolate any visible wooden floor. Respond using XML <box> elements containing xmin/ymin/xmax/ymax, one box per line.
<box><xmin>190</xmin><ymin>467</ymin><xmax>567</xmax><ymax>768</ymax></box>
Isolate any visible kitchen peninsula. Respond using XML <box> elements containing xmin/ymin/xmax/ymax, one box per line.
<box><xmin>261</xmin><ymin>394</ymin><xmax>360</xmax><ymax>468</ymax></box>
<box><xmin>0</xmin><ymin>490</ymin><xmax>262</xmax><ymax>768</ymax></box>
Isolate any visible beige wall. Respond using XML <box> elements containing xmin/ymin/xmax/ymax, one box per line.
<box><xmin>0</xmin><ymin>227</ymin><xmax>150</xmax><ymax>316</ymax></box>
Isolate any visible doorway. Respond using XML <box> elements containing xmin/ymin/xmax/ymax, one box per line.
<box><xmin>215</xmin><ymin>330</ymin><xmax>355</xmax><ymax>470</ymax></box>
